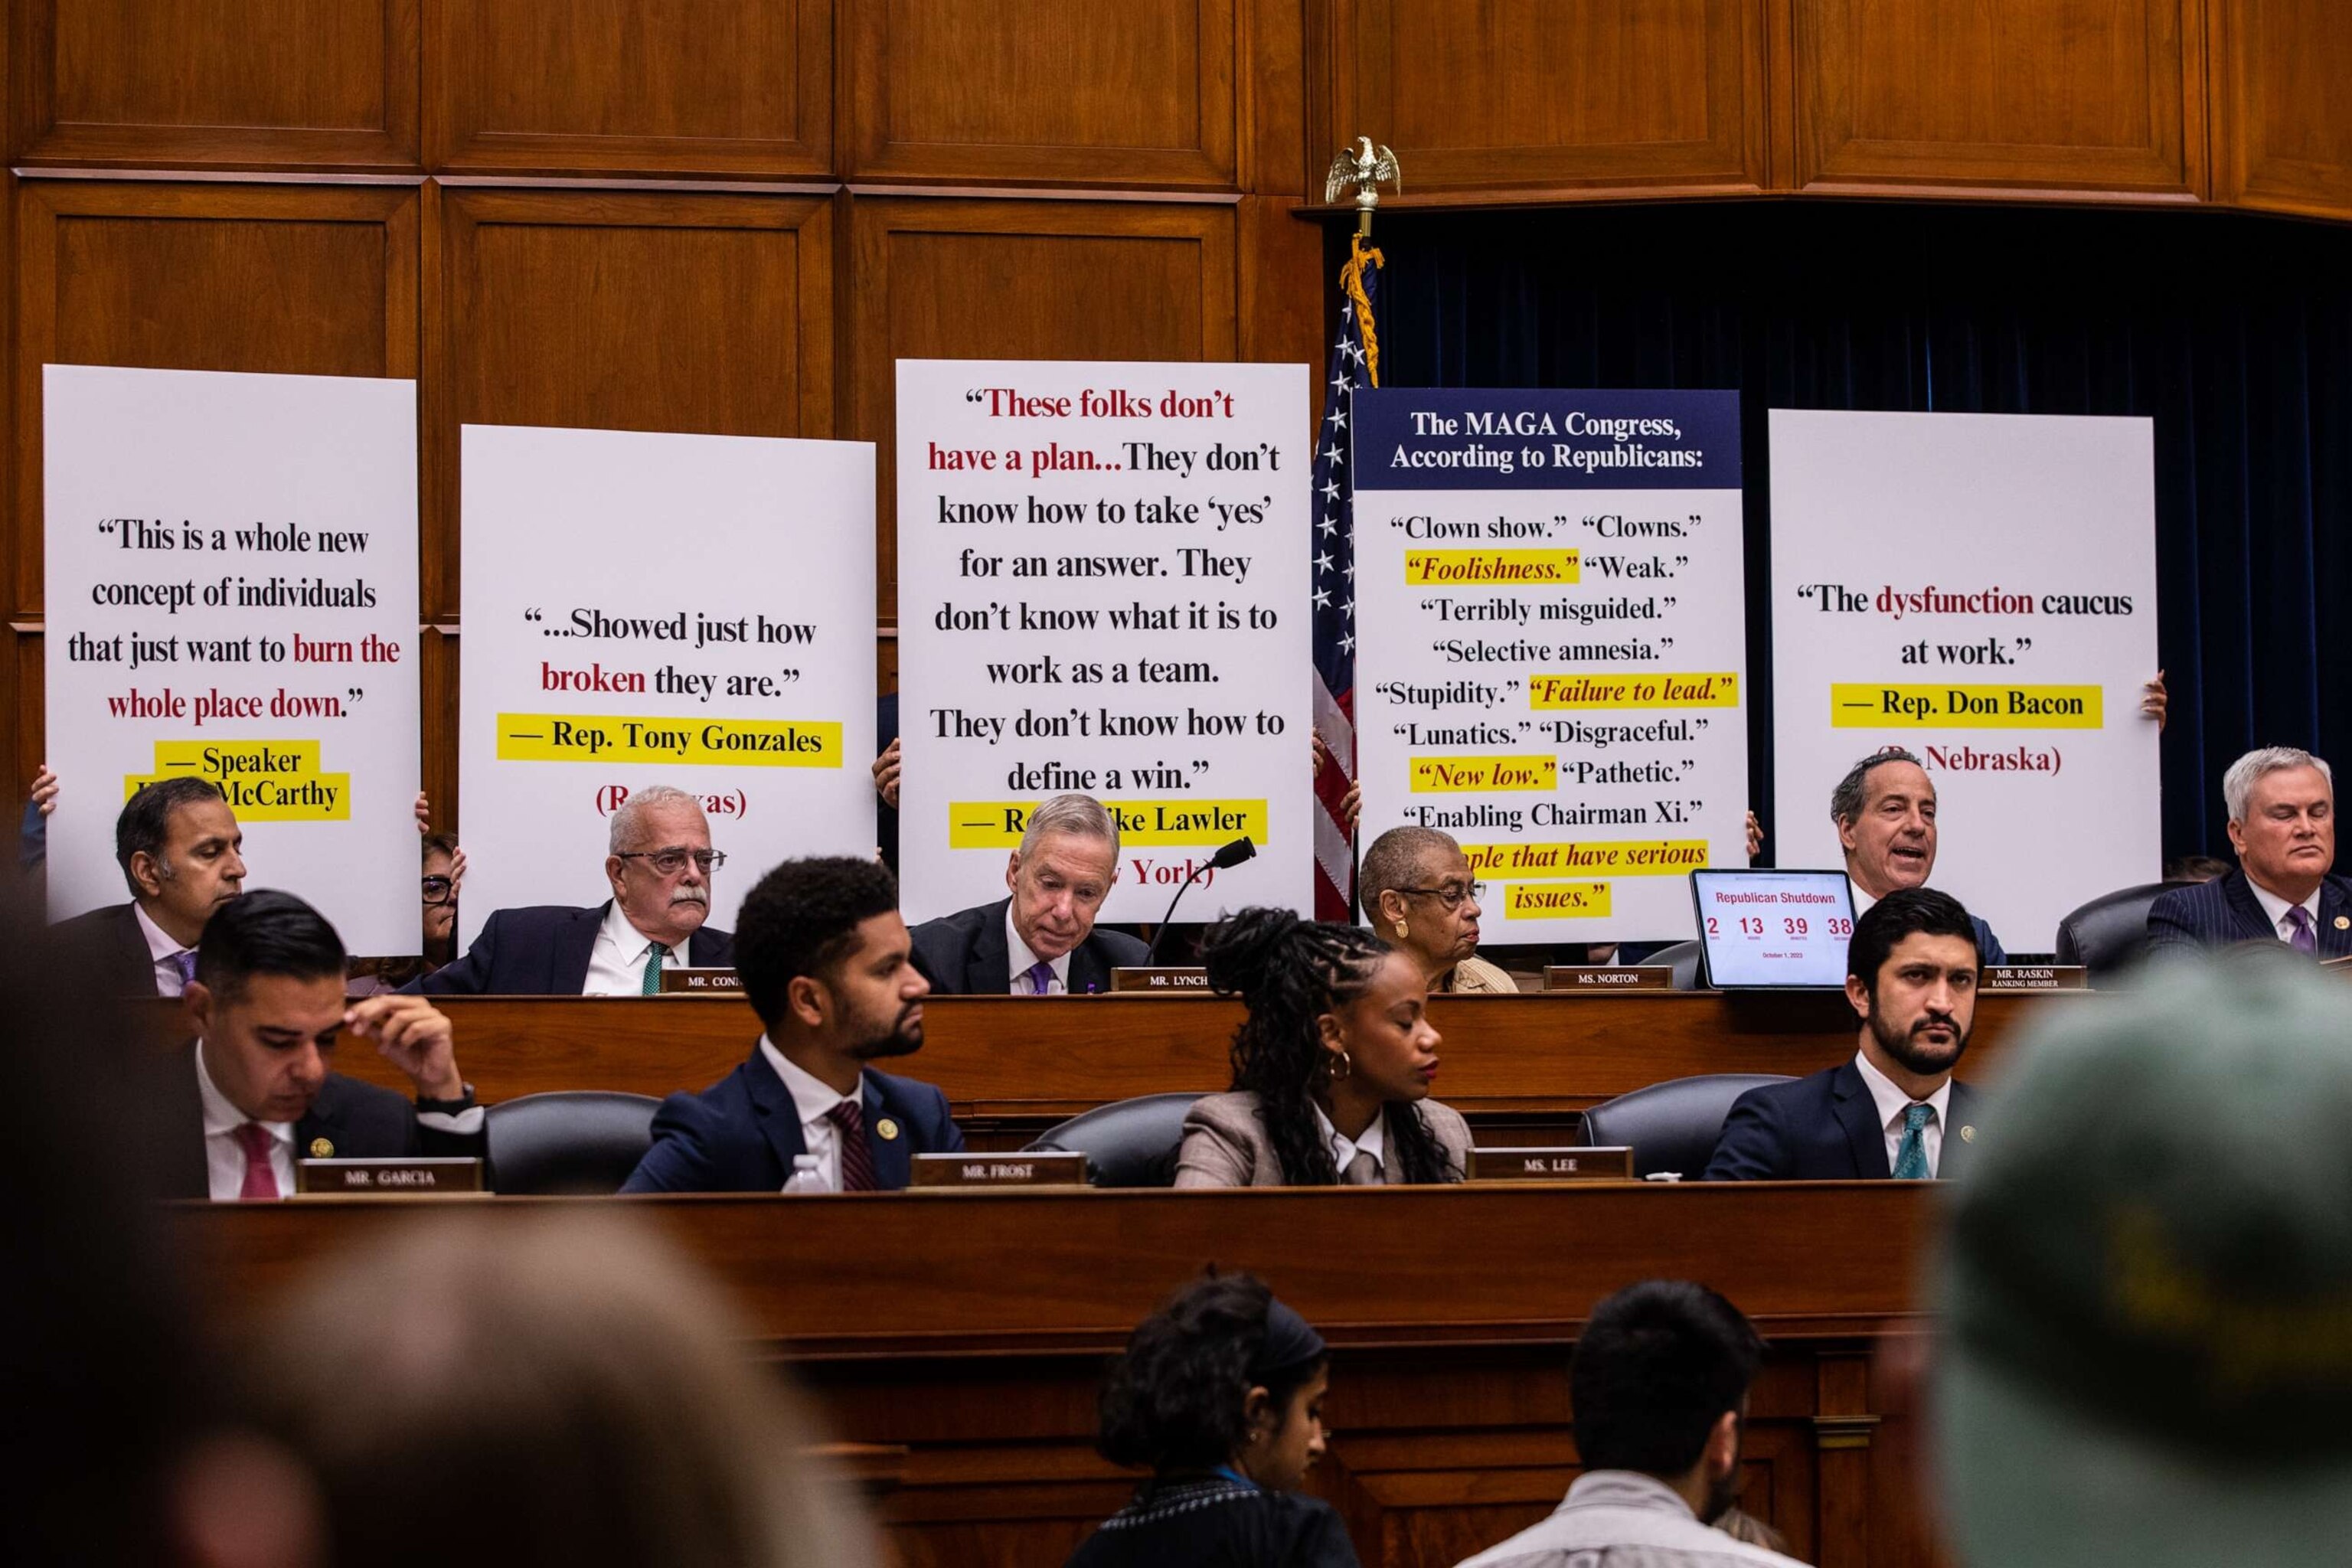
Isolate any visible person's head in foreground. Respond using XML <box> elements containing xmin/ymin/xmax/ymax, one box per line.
<box><xmin>1070</xmin><ymin>1272</ymin><xmax>1354</xmax><ymax>1566</ymax></box>
<box><xmin>1007</xmin><ymin>792</ymin><xmax>1122</xmax><ymax>963</ymax></box>
<box><xmin>1197</xmin><ymin>907</ymin><xmax>1460</xmax><ymax>1185</ymax></box>
<box><xmin>242</xmin><ymin>1214</ymin><xmax>875</xmax><ymax>1568</ymax></box>
<box><xmin>736</xmin><ymin>854</ymin><xmax>929</xmax><ymax>1082</ymax></box>
<box><xmin>603</xmin><ymin>783</ymin><xmax>720</xmax><ymax>949</ymax></box>
<box><xmin>1358</xmin><ymin>826</ymin><xmax>1506</xmax><ymax>992</ymax></box>
<box><xmin>1846</xmin><ymin>887</ymin><xmax>1981</xmax><ymax>1099</ymax></box>
<box><xmin>1937</xmin><ymin>947</ymin><xmax>2352</xmax><ymax>1567</ymax></box>
<box><xmin>116</xmin><ymin>775</ymin><xmax>246</xmax><ymax>945</ymax></box>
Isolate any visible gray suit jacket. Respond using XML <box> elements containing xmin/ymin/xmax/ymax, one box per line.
<box><xmin>1174</xmin><ymin>1090</ymin><xmax>1472</xmax><ymax>1187</ymax></box>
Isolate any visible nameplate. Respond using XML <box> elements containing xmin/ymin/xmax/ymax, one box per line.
<box><xmin>1469</xmin><ymin>1146</ymin><xmax>1635</xmax><ymax>1182</ymax></box>
<box><xmin>660</xmin><ymin>968</ymin><xmax>743</xmax><ymax>993</ymax></box>
<box><xmin>909</xmin><ymin>1152</ymin><xmax>1091</xmax><ymax>1188</ymax></box>
<box><xmin>1979</xmin><ymin>965</ymin><xmax>2088</xmax><ymax>991</ymax></box>
<box><xmin>1110</xmin><ymin>967</ymin><xmax>1211</xmax><ymax>991</ymax></box>
<box><xmin>1544</xmin><ymin>965</ymin><xmax>1673</xmax><ymax>991</ymax></box>
<box><xmin>295</xmin><ymin>1158</ymin><xmax>485</xmax><ymax>1195</ymax></box>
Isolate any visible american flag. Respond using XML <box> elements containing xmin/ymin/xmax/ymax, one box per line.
<box><xmin>1310</xmin><ymin>237</ymin><xmax>1383</xmax><ymax>920</ymax></box>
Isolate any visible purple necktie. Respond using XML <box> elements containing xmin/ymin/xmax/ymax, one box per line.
<box><xmin>172</xmin><ymin>950</ymin><xmax>198</xmax><ymax>988</ymax></box>
<box><xmin>1022</xmin><ymin>960</ymin><xmax>1054</xmax><ymax>996</ymax></box>
<box><xmin>2287</xmin><ymin>906</ymin><xmax>2318</xmax><ymax>956</ymax></box>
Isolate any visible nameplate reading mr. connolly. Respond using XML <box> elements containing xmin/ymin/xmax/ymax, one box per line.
<box><xmin>660</xmin><ymin>968</ymin><xmax>743</xmax><ymax>993</ymax></box>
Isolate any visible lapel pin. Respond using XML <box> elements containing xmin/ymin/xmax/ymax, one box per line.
<box><xmin>1959</xmin><ymin>1125</ymin><xmax>1975</xmax><ymax>1143</ymax></box>
<box><xmin>2335</xmin><ymin>916</ymin><xmax>2348</xmax><ymax>931</ymax></box>
<box><xmin>876</xmin><ymin>1117</ymin><xmax>900</xmax><ymax>1142</ymax></box>
<box><xmin>309</xmin><ymin>1137</ymin><xmax>335</xmax><ymax>1158</ymax></box>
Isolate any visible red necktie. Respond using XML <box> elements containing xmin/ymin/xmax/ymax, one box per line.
<box><xmin>234</xmin><ymin>1122</ymin><xmax>280</xmax><ymax>1200</ymax></box>
<box><xmin>827</xmin><ymin>1099</ymin><xmax>877</xmax><ymax>1192</ymax></box>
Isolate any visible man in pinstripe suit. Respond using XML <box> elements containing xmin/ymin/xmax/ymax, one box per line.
<box><xmin>2148</xmin><ymin>746</ymin><xmax>2352</xmax><ymax>959</ymax></box>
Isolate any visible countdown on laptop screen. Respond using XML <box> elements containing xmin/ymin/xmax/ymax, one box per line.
<box><xmin>1687</xmin><ymin>870</ymin><xmax>1857</xmax><ymax>989</ymax></box>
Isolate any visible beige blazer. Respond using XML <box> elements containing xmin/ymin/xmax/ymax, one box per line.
<box><xmin>1438</xmin><ymin>953</ymin><xmax>1517</xmax><ymax>993</ymax></box>
<box><xmin>1174</xmin><ymin>1090</ymin><xmax>1472</xmax><ymax>1187</ymax></box>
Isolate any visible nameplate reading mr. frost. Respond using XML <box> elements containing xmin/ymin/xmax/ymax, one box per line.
<box><xmin>1469</xmin><ymin>1146</ymin><xmax>1637</xmax><ymax>1182</ymax></box>
<box><xmin>295</xmin><ymin>1158</ymin><xmax>485</xmax><ymax>1195</ymax></box>
<box><xmin>909</xmin><ymin>1152</ymin><xmax>1092</xmax><ymax>1188</ymax></box>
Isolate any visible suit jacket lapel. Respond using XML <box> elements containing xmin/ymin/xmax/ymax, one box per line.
<box><xmin>2321</xmin><ymin>880</ymin><xmax>2352</xmax><ymax>959</ymax></box>
<box><xmin>864</xmin><ymin>1074</ymin><xmax>911</xmax><ymax>1188</ymax></box>
<box><xmin>2223</xmin><ymin>871</ymin><xmax>2276</xmax><ymax>943</ymax></box>
<box><xmin>687</xmin><ymin>925</ymin><xmax>726</xmax><ymax>967</ymax></box>
<box><xmin>296</xmin><ymin>1080</ymin><xmax>349</xmax><ymax>1163</ymax></box>
<box><xmin>555</xmin><ymin>903</ymin><xmax>608</xmax><ymax>992</ymax></box>
<box><xmin>1941</xmin><ymin>1080</ymin><xmax>1981</xmax><ymax>1179</ymax></box>
<box><xmin>1067</xmin><ymin>939</ymin><xmax>1109</xmax><ymax>997</ymax></box>
<box><xmin>743</xmin><ymin>1047</ymin><xmax>808</xmax><ymax>1186</ymax></box>
<box><xmin>1829</xmin><ymin>1063</ymin><xmax>1892</xmax><ymax>1179</ymax></box>
<box><xmin>975</xmin><ymin>899</ymin><xmax>1014</xmax><ymax>995</ymax></box>
<box><xmin>116</xmin><ymin>905</ymin><xmax>164</xmax><ymax>997</ymax></box>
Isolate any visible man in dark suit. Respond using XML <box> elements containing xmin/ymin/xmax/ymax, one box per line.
<box><xmin>414</xmin><ymin>784</ymin><xmax>731</xmax><ymax>994</ymax></box>
<box><xmin>2148</xmin><ymin>746</ymin><xmax>2350</xmax><ymax>959</ymax></box>
<box><xmin>1705</xmin><ymin>887</ymin><xmax>1985</xmax><ymax>1181</ymax></box>
<box><xmin>162</xmin><ymin>890</ymin><xmax>482</xmax><ymax>1200</ymax></box>
<box><xmin>624</xmin><ymin>855</ymin><xmax>962</xmax><ymax>1193</ymax></box>
<box><xmin>1830</xmin><ymin>748</ymin><xmax>2008</xmax><ymax>963</ymax></box>
<box><xmin>910</xmin><ymin>792</ymin><xmax>1147</xmax><ymax>995</ymax></box>
<box><xmin>50</xmin><ymin>776</ymin><xmax>247</xmax><ymax>997</ymax></box>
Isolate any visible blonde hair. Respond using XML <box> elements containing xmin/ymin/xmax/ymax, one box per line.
<box><xmin>245</xmin><ymin>1214</ymin><xmax>875</xmax><ymax>1568</ymax></box>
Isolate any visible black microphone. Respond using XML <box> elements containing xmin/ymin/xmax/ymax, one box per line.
<box><xmin>1143</xmin><ymin>836</ymin><xmax>1256</xmax><ymax>963</ymax></box>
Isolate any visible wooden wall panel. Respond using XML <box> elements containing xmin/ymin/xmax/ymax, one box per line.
<box><xmin>426</xmin><ymin>0</ymin><xmax>830</xmax><ymax>176</ymax></box>
<box><xmin>1792</xmin><ymin>0</ymin><xmax>2205</xmax><ymax>198</ymax></box>
<box><xmin>2213</xmin><ymin>0</ymin><xmax>2352</xmax><ymax>219</ymax></box>
<box><xmin>848</xmin><ymin>198</ymin><xmax>1237</xmax><ymax>620</ymax></box>
<box><xmin>1324</xmin><ymin>0</ymin><xmax>1767</xmax><ymax>199</ymax></box>
<box><xmin>844</xmin><ymin>0</ymin><xmax>1239</xmax><ymax>188</ymax></box>
<box><xmin>10</xmin><ymin>0</ymin><xmax>419</xmax><ymax>170</ymax></box>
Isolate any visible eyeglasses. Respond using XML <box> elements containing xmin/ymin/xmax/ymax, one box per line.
<box><xmin>614</xmin><ymin>848</ymin><xmax>727</xmax><ymax>876</ymax></box>
<box><xmin>420</xmin><ymin>875</ymin><xmax>456</xmax><ymax>905</ymax></box>
<box><xmin>1399</xmin><ymin>880</ymin><xmax>1486</xmax><ymax>910</ymax></box>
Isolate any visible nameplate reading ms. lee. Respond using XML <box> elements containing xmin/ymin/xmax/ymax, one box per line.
<box><xmin>1978</xmin><ymin>965</ymin><xmax>2088</xmax><ymax>991</ymax></box>
<box><xmin>660</xmin><ymin>969</ymin><xmax>743</xmax><ymax>993</ymax></box>
<box><xmin>295</xmin><ymin>1158</ymin><xmax>485</xmax><ymax>1195</ymax></box>
<box><xmin>1469</xmin><ymin>1146</ymin><xmax>1636</xmax><ymax>1182</ymax></box>
<box><xmin>910</xmin><ymin>1152</ymin><xmax>1092</xmax><ymax>1187</ymax></box>
<box><xmin>1110</xmin><ymin>967</ymin><xmax>1212</xmax><ymax>991</ymax></box>
<box><xmin>1544</xmin><ymin>966</ymin><xmax>1673</xmax><ymax>991</ymax></box>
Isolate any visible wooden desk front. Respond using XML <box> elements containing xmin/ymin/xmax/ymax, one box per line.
<box><xmin>318</xmin><ymin>990</ymin><xmax>2061</xmax><ymax>1139</ymax></box>
<box><xmin>175</xmin><ymin>1184</ymin><xmax>1949</xmax><ymax>1568</ymax></box>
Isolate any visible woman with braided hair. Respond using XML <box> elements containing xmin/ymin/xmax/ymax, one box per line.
<box><xmin>1173</xmin><ymin>908</ymin><xmax>1470</xmax><ymax>1187</ymax></box>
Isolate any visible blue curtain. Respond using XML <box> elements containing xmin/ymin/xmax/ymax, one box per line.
<box><xmin>1350</xmin><ymin>200</ymin><xmax>2352</xmax><ymax>863</ymax></box>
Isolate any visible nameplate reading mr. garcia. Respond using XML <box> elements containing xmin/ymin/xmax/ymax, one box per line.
<box><xmin>295</xmin><ymin>1158</ymin><xmax>485</xmax><ymax>1195</ymax></box>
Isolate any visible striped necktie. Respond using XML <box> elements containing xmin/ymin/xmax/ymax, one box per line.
<box><xmin>828</xmin><ymin>1099</ymin><xmax>877</xmax><ymax>1192</ymax></box>
<box><xmin>1891</xmin><ymin>1103</ymin><xmax>1935</xmax><ymax>1179</ymax></box>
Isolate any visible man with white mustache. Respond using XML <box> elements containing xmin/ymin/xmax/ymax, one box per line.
<box><xmin>1828</xmin><ymin>748</ymin><xmax>2007</xmax><ymax>964</ymax></box>
<box><xmin>410</xmin><ymin>784</ymin><xmax>734</xmax><ymax>995</ymax></box>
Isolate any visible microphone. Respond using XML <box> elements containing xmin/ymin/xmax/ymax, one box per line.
<box><xmin>1143</xmin><ymin>836</ymin><xmax>1256</xmax><ymax>963</ymax></box>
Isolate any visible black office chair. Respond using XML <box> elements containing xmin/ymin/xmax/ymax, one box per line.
<box><xmin>1580</xmin><ymin>1073</ymin><xmax>1793</xmax><ymax>1178</ymax></box>
<box><xmin>486</xmin><ymin>1091</ymin><xmax>662</xmax><ymax>1194</ymax></box>
<box><xmin>1024</xmin><ymin>1093</ymin><xmax>1205</xmax><ymax>1187</ymax></box>
<box><xmin>1643</xmin><ymin>939</ymin><xmax>1707</xmax><ymax>990</ymax></box>
<box><xmin>2055</xmin><ymin>879</ymin><xmax>2189</xmax><ymax>985</ymax></box>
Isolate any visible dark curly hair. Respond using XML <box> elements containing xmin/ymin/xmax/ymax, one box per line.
<box><xmin>732</xmin><ymin>856</ymin><xmax>901</xmax><ymax>1031</ymax></box>
<box><xmin>1096</xmin><ymin>1272</ymin><xmax>1325</xmax><ymax>1476</ymax></box>
<box><xmin>1200</xmin><ymin>906</ymin><xmax>1453</xmax><ymax>1186</ymax></box>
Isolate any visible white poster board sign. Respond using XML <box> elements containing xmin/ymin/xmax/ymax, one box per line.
<box><xmin>43</xmin><ymin>364</ymin><xmax>422</xmax><ymax>951</ymax></box>
<box><xmin>1353</xmin><ymin>388</ymin><xmax>1749</xmax><ymax>941</ymax></box>
<box><xmin>896</xmin><ymin>360</ymin><xmax>1314</xmax><ymax>923</ymax></box>
<box><xmin>1769</xmin><ymin>410</ymin><xmax>2160</xmax><ymax>952</ymax></box>
<box><xmin>459</xmin><ymin>424</ymin><xmax>876</xmax><ymax>943</ymax></box>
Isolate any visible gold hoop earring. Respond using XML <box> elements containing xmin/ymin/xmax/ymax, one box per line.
<box><xmin>1329</xmin><ymin>1049</ymin><xmax>1353</xmax><ymax>1083</ymax></box>
<box><xmin>1393</xmin><ymin>919</ymin><xmax>1410</xmax><ymax>941</ymax></box>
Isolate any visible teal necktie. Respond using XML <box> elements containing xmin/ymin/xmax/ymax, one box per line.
<box><xmin>641</xmin><ymin>942</ymin><xmax>671</xmax><ymax>995</ymax></box>
<box><xmin>1891</xmin><ymin>1102</ymin><xmax>1935</xmax><ymax>1179</ymax></box>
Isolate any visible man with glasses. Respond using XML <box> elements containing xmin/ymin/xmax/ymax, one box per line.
<box><xmin>1359</xmin><ymin>826</ymin><xmax>1515</xmax><ymax>993</ymax></box>
<box><xmin>410</xmin><ymin>785</ymin><xmax>733</xmax><ymax>995</ymax></box>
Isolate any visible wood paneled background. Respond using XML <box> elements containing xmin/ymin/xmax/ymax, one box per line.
<box><xmin>5</xmin><ymin>0</ymin><xmax>2350</xmax><ymax>820</ymax></box>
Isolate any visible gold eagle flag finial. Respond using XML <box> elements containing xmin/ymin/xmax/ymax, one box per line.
<box><xmin>1325</xmin><ymin>136</ymin><xmax>1401</xmax><ymax>237</ymax></box>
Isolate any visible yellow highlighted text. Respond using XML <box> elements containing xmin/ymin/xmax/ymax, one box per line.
<box><xmin>1504</xmin><ymin>881</ymin><xmax>1614</xmax><ymax>920</ymax></box>
<box><xmin>1528</xmin><ymin>672</ymin><xmax>1738</xmax><ymax>710</ymax></box>
<box><xmin>1410</xmin><ymin>754</ymin><xmax>1557</xmax><ymax>793</ymax></box>
<box><xmin>1406</xmin><ymin>549</ymin><xmax>1579</xmax><ymax>586</ymax></box>
<box><xmin>498</xmin><ymin>714</ymin><xmax>843</xmax><ymax>766</ymax></box>
<box><xmin>952</xmin><ymin>799</ymin><xmax>1267</xmax><ymax>849</ymax></box>
<box><xmin>1831</xmin><ymin>684</ymin><xmax>2103</xmax><ymax>729</ymax></box>
<box><xmin>126</xmin><ymin>739</ymin><xmax>348</xmax><ymax>820</ymax></box>
<box><xmin>1463</xmin><ymin>839</ymin><xmax>1710</xmax><ymax>877</ymax></box>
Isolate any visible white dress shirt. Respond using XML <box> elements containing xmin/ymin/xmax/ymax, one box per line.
<box><xmin>1848</xmin><ymin>878</ymin><xmax>1877</xmax><ymax>921</ymax></box>
<box><xmin>2246</xmin><ymin>877</ymin><xmax>2324</xmax><ymax>946</ymax></box>
<box><xmin>1854</xmin><ymin>1048</ymin><xmax>1950</xmax><ymax>1177</ymax></box>
<box><xmin>1005</xmin><ymin>908</ymin><xmax>1070</xmax><ymax>995</ymax></box>
<box><xmin>1312</xmin><ymin>1101</ymin><xmax>1389</xmax><ymax>1184</ymax></box>
<box><xmin>136</xmin><ymin>903</ymin><xmax>194</xmax><ymax>998</ymax></box>
<box><xmin>195</xmin><ymin>1042</ymin><xmax>293</xmax><ymax>1201</ymax></box>
<box><xmin>759</xmin><ymin>1035</ymin><xmax>864</xmax><ymax>1193</ymax></box>
<box><xmin>582</xmin><ymin>900</ymin><xmax>687</xmax><ymax>995</ymax></box>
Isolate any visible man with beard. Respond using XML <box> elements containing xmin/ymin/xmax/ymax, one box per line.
<box><xmin>1704</xmin><ymin>888</ymin><xmax>1984</xmax><ymax>1181</ymax></box>
<box><xmin>412</xmin><ymin>785</ymin><xmax>733</xmax><ymax>995</ymax></box>
<box><xmin>1455</xmin><ymin>1280</ymin><xmax>1806</xmax><ymax>1567</ymax></box>
<box><xmin>622</xmin><ymin>855</ymin><xmax>962</xmax><ymax>1193</ymax></box>
<box><xmin>1829</xmin><ymin>749</ymin><xmax>2007</xmax><ymax>965</ymax></box>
